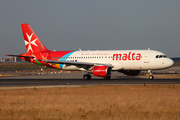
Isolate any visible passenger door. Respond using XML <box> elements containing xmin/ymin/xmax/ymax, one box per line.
<box><xmin>144</xmin><ymin>52</ymin><xmax>149</xmax><ymax>63</ymax></box>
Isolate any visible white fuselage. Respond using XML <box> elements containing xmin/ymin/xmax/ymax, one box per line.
<box><xmin>60</xmin><ymin>50</ymin><xmax>174</xmax><ymax>71</ymax></box>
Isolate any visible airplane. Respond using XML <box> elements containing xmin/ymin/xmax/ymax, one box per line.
<box><xmin>6</xmin><ymin>23</ymin><xmax>174</xmax><ymax>80</ymax></box>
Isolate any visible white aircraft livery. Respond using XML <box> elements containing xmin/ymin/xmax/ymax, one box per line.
<box><xmin>6</xmin><ymin>24</ymin><xmax>174</xmax><ymax>79</ymax></box>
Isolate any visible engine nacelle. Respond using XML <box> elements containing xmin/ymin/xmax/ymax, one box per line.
<box><xmin>93</xmin><ymin>66</ymin><xmax>112</xmax><ymax>77</ymax></box>
<box><xmin>119</xmin><ymin>70</ymin><xmax>141</xmax><ymax>76</ymax></box>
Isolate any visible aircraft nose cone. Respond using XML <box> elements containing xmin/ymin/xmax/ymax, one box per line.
<box><xmin>167</xmin><ymin>58</ymin><xmax>174</xmax><ymax>68</ymax></box>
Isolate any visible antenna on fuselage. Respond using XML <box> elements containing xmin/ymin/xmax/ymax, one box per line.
<box><xmin>79</xmin><ymin>48</ymin><xmax>81</xmax><ymax>51</ymax></box>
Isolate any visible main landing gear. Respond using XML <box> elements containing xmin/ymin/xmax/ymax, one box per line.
<box><xmin>148</xmin><ymin>70</ymin><xmax>154</xmax><ymax>79</ymax></box>
<box><xmin>103</xmin><ymin>76</ymin><xmax>111</xmax><ymax>79</ymax></box>
<box><xmin>83</xmin><ymin>74</ymin><xmax>111</xmax><ymax>80</ymax></box>
<box><xmin>83</xmin><ymin>74</ymin><xmax>91</xmax><ymax>80</ymax></box>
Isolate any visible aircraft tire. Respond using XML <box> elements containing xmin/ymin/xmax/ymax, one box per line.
<box><xmin>149</xmin><ymin>75</ymin><xmax>154</xmax><ymax>80</ymax></box>
<box><xmin>103</xmin><ymin>76</ymin><xmax>111</xmax><ymax>80</ymax></box>
<box><xmin>83</xmin><ymin>74</ymin><xmax>91</xmax><ymax>80</ymax></box>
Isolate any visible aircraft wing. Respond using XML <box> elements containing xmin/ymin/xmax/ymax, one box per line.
<box><xmin>38</xmin><ymin>59</ymin><xmax>113</xmax><ymax>70</ymax></box>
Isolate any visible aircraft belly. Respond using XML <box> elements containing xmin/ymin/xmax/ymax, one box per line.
<box><xmin>62</xmin><ymin>65</ymin><xmax>79</xmax><ymax>70</ymax></box>
<box><xmin>122</xmin><ymin>61</ymin><xmax>147</xmax><ymax>70</ymax></box>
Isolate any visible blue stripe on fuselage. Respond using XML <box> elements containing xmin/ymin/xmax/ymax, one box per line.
<box><xmin>59</xmin><ymin>51</ymin><xmax>75</xmax><ymax>69</ymax></box>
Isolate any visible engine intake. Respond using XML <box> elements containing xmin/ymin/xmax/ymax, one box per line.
<box><xmin>93</xmin><ymin>66</ymin><xmax>112</xmax><ymax>77</ymax></box>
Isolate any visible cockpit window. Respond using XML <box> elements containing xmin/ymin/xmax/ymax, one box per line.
<box><xmin>162</xmin><ymin>55</ymin><xmax>167</xmax><ymax>58</ymax></box>
<box><xmin>155</xmin><ymin>55</ymin><xmax>167</xmax><ymax>58</ymax></box>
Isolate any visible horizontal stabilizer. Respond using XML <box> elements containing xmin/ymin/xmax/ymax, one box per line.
<box><xmin>5</xmin><ymin>54</ymin><xmax>35</xmax><ymax>58</ymax></box>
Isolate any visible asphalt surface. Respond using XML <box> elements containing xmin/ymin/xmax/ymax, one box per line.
<box><xmin>0</xmin><ymin>72</ymin><xmax>180</xmax><ymax>88</ymax></box>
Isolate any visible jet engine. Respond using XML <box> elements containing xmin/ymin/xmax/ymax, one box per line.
<box><xmin>93</xmin><ymin>66</ymin><xmax>112</xmax><ymax>77</ymax></box>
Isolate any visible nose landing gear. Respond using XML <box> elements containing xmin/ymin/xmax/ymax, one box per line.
<box><xmin>148</xmin><ymin>70</ymin><xmax>154</xmax><ymax>79</ymax></box>
<box><xmin>149</xmin><ymin>75</ymin><xmax>154</xmax><ymax>79</ymax></box>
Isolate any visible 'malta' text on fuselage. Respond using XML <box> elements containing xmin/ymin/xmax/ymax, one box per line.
<box><xmin>113</xmin><ymin>52</ymin><xmax>141</xmax><ymax>61</ymax></box>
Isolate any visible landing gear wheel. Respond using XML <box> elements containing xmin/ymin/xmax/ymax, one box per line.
<box><xmin>83</xmin><ymin>74</ymin><xmax>91</xmax><ymax>80</ymax></box>
<box><xmin>149</xmin><ymin>75</ymin><xmax>154</xmax><ymax>80</ymax></box>
<box><xmin>103</xmin><ymin>76</ymin><xmax>111</xmax><ymax>80</ymax></box>
<box><xmin>148</xmin><ymin>70</ymin><xmax>154</xmax><ymax>80</ymax></box>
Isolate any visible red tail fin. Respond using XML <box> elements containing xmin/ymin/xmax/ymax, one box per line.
<box><xmin>21</xmin><ymin>23</ymin><xmax>49</xmax><ymax>53</ymax></box>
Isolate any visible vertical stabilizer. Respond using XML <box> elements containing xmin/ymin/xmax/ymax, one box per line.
<box><xmin>21</xmin><ymin>23</ymin><xmax>49</xmax><ymax>53</ymax></box>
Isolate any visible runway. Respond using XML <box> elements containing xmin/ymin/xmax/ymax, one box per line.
<box><xmin>0</xmin><ymin>72</ymin><xmax>180</xmax><ymax>88</ymax></box>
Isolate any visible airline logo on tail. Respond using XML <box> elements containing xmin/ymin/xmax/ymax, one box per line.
<box><xmin>25</xmin><ymin>33</ymin><xmax>38</xmax><ymax>52</ymax></box>
<box><xmin>21</xmin><ymin>24</ymin><xmax>49</xmax><ymax>53</ymax></box>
